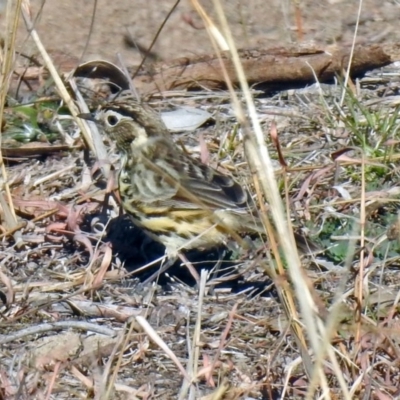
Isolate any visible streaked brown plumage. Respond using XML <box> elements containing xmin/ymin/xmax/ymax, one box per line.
<box><xmin>81</xmin><ymin>100</ymin><xmax>317</xmax><ymax>256</ymax></box>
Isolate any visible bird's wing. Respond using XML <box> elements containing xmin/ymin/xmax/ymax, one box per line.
<box><xmin>144</xmin><ymin>174</ymin><xmax>251</xmax><ymax>212</ymax></box>
<box><xmin>174</xmin><ymin>156</ymin><xmax>254</xmax><ymax>212</ymax></box>
<box><xmin>181</xmin><ymin>175</ymin><xmax>250</xmax><ymax>211</ymax></box>
<box><xmin>138</xmin><ymin>139</ymin><xmax>254</xmax><ymax>213</ymax></box>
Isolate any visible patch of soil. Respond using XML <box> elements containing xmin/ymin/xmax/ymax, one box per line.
<box><xmin>9</xmin><ymin>0</ymin><xmax>400</xmax><ymax>68</ymax></box>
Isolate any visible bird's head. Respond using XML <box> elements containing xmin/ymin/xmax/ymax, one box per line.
<box><xmin>79</xmin><ymin>101</ymin><xmax>169</xmax><ymax>153</ymax></box>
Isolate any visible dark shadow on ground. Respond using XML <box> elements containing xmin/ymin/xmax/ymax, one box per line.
<box><xmin>106</xmin><ymin>215</ymin><xmax>276</xmax><ymax>296</ymax></box>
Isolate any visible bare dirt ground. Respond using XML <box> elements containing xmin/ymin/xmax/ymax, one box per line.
<box><xmin>2</xmin><ymin>1</ymin><xmax>400</xmax><ymax>399</ymax></box>
<box><xmin>14</xmin><ymin>0</ymin><xmax>400</xmax><ymax>67</ymax></box>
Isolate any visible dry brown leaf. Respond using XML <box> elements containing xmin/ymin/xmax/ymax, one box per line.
<box><xmin>0</xmin><ymin>268</ymin><xmax>14</xmax><ymax>305</ymax></box>
<box><xmin>269</xmin><ymin>121</ymin><xmax>287</xmax><ymax>168</ymax></box>
<box><xmin>92</xmin><ymin>245</ymin><xmax>113</xmax><ymax>288</ymax></box>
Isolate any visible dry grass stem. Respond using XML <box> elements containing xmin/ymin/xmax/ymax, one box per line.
<box><xmin>136</xmin><ymin>315</ymin><xmax>192</xmax><ymax>384</ymax></box>
<box><xmin>340</xmin><ymin>0</ymin><xmax>363</xmax><ymax>106</ymax></box>
<box><xmin>69</xmin><ymin>77</ymin><xmax>110</xmax><ymax>178</ymax></box>
<box><xmin>195</xmin><ymin>0</ymin><xmax>330</xmax><ymax>391</ymax></box>
<box><xmin>0</xmin><ymin>0</ymin><xmax>23</xmax><ymax>245</ymax></box>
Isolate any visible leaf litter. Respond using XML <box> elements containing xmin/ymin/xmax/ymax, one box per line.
<box><xmin>1</xmin><ymin>57</ymin><xmax>400</xmax><ymax>398</ymax></box>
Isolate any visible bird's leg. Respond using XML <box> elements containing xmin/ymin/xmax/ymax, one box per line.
<box><xmin>177</xmin><ymin>252</ymin><xmax>200</xmax><ymax>284</ymax></box>
<box><xmin>141</xmin><ymin>250</ymin><xmax>201</xmax><ymax>286</ymax></box>
<box><xmin>142</xmin><ymin>254</ymin><xmax>177</xmax><ymax>285</ymax></box>
<box><xmin>208</xmin><ymin>247</ymin><xmax>226</xmax><ymax>294</ymax></box>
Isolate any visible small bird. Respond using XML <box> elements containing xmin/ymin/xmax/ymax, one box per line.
<box><xmin>79</xmin><ymin>100</ymin><xmax>317</xmax><ymax>259</ymax></box>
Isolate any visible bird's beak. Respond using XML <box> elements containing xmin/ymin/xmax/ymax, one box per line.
<box><xmin>77</xmin><ymin>112</ymin><xmax>96</xmax><ymax>121</ymax></box>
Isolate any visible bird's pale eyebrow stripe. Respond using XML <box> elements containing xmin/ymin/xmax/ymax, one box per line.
<box><xmin>105</xmin><ymin>107</ymin><xmax>136</xmax><ymax>118</ymax></box>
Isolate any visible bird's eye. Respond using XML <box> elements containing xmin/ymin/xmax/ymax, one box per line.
<box><xmin>106</xmin><ymin>114</ymin><xmax>119</xmax><ymax>126</ymax></box>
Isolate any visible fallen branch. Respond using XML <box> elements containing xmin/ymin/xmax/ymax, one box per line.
<box><xmin>13</xmin><ymin>42</ymin><xmax>400</xmax><ymax>95</ymax></box>
<box><xmin>131</xmin><ymin>42</ymin><xmax>400</xmax><ymax>93</ymax></box>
